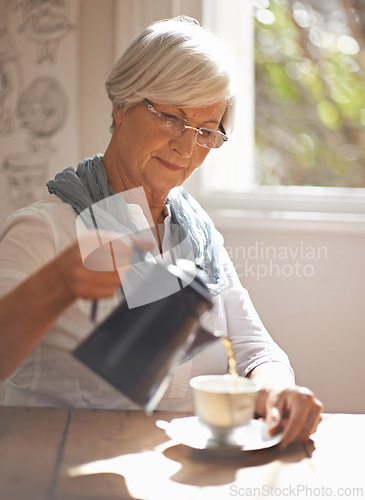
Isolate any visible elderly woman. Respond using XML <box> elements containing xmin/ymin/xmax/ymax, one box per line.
<box><xmin>0</xmin><ymin>16</ymin><xmax>322</xmax><ymax>448</ymax></box>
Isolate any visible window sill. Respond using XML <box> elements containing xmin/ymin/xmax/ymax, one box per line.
<box><xmin>206</xmin><ymin>207</ymin><xmax>365</xmax><ymax>234</ymax></box>
<box><xmin>201</xmin><ymin>185</ymin><xmax>365</xmax><ymax>214</ymax></box>
<box><xmin>186</xmin><ymin>174</ymin><xmax>365</xmax><ymax>233</ymax></box>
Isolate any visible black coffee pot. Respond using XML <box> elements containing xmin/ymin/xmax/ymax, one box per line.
<box><xmin>74</xmin><ymin>259</ymin><xmax>219</xmax><ymax>412</ymax></box>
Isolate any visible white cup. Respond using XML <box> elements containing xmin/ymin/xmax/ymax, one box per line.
<box><xmin>190</xmin><ymin>375</ymin><xmax>259</xmax><ymax>444</ymax></box>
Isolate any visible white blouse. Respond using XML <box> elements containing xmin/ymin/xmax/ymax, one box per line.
<box><xmin>0</xmin><ymin>194</ymin><xmax>292</xmax><ymax>410</ymax></box>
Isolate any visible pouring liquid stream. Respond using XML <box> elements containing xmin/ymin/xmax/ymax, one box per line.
<box><xmin>221</xmin><ymin>336</ymin><xmax>239</xmax><ymax>391</ymax></box>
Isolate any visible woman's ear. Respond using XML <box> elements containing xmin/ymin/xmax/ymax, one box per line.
<box><xmin>113</xmin><ymin>105</ymin><xmax>123</xmax><ymax>126</ymax></box>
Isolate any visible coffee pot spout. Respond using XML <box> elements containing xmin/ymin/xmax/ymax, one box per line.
<box><xmin>178</xmin><ymin>325</ymin><xmax>221</xmax><ymax>365</ymax></box>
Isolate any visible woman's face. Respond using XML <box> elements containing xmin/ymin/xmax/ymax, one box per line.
<box><xmin>111</xmin><ymin>99</ymin><xmax>227</xmax><ymax>197</ymax></box>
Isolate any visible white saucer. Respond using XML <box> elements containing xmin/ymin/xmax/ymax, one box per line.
<box><xmin>157</xmin><ymin>416</ymin><xmax>282</xmax><ymax>454</ymax></box>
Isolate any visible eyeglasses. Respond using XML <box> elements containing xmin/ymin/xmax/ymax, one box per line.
<box><xmin>143</xmin><ymin>99</ymin><xmax>228</xmax><ymax>149</ymax></box>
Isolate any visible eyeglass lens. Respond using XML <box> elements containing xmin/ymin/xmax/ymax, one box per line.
<box><xmin>159</xmin><ymin>112</ymin><xmax>225</xmax><ymax>148</ymax></box>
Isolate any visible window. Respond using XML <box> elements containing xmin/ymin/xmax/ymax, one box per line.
<box><xmin>255</xmin><ymin>0</ymin><xmax>365</xmax><ymax>188</ymax></box>
<box><xmin>193</xmin><ymin>0</ymin><xmax>365</xmax><ymax>219</ymax></box>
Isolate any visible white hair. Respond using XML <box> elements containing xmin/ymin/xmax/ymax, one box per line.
<box><xmin>105</xmin><ymin>16</ymin><xmax>237</xmax><ymax>132</ymax></box>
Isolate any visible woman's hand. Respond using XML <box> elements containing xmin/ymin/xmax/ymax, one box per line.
<box><xmin>249</xmin><ymin>362</ymin><xmax>323</xmax><ymax>448</ymax></box>
<box><xmin>55</xmin><ymin>231</ymin><xmax>153</xmax><ymax>301</ymax></box>
<box><xmin>259</xmin><ymin>386</ymin><xmax>323</xmax><ymax>448</ymax></box>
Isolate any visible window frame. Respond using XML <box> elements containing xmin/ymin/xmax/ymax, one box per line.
<box><xmin>188</xmin><ymin>0</ymin><xmax>365</xmax><ymax>226</ymax></box>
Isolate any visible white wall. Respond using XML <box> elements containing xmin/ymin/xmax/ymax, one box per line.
<box><xmin>215</xmin><ymin>220</ymin><xmax>365</xmax><ymax>413</ymax></box>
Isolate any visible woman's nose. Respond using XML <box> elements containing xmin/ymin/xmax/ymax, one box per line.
<box><xmin>171</xmin><ymin>131</ymin><xmax>195</xmax><ymax>158</ymax></box>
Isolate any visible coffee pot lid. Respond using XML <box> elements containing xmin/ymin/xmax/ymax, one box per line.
<box><xmin>167</xmin><ymin>259</ymin><xmax>213</xmax><ymax>308</ymax></box>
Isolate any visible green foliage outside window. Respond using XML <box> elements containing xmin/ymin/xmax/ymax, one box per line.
<box><xmin>254</xmin><ymin>0</ymin><xmax>365</xmax><ymax>187</ymax></box>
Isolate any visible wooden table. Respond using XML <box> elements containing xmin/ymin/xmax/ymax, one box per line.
<box><xmin>1</xmin><ymin>407</ymin><xmax>364</xmax><ymax>500</ymax></box>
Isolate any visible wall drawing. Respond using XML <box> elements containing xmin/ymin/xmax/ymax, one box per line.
<box><xmin>3</xmin><ymin>75</ymin><xmax>67</xmax><ymax>209</ymax></box>
<box><xmin>0</xmin><ymin>0</ymin><xmax>75</xmax><ymax>212</ymax></box>
<box><xmin>0</xmin><ymin>62</ymin><xmax>14</xmax><ymax>134</ymax></box>
<box><xmin>3</xmin><ymin>152</ymin><xmax>48</xmax><ymax>208</ymax></box>
<box><xmin>18</xmin><ymin>0</ymin><xmax>74</xmax><ymax>64</ymax></box>
<box><xmin>17</xmin><ymin>76</ymin><xmax>67</xmax><ymax>151</ymax></box>
<box><xmin>0</xmin><ymin>24</ymin><xmax>21</xmax><ymax>135</ymax></box>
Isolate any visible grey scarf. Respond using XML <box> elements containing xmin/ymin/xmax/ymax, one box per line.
<box><xmin>47</xmin><ymin>154</ymin><xmax>227</xmax><ymax>295</ymax></box>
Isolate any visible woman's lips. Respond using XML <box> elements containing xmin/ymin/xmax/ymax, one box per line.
<box><xmin>157</xmin><ymin>158</ymin><xmax>183</xmax><ymax>171</ymax></box>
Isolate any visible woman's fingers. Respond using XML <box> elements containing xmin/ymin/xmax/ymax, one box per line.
<box><xmin>266</xmin><ymin>386</ymin><xmax>323</xmax><ymax>448</ymax></box>
<box><xmin>57</xmin><ymin>232</ymin><xmax>155</xmax><ymax>300</ymax></box>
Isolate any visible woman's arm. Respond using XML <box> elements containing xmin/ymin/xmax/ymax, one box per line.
<box><xmin>0</xmin><ymin>240</ymin><xmax>126</xmax><ymax>380</ymax></box>
<box><xmin>0</xmin><ymin>234</ymin><xmax>153</xmax><ymax>380</ymax></box>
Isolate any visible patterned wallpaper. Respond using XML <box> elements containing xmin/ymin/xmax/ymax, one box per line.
<box><xmin>0</xmin><ymin>0</ymin><xmax>79</xmax><ymax>222</ymax></box>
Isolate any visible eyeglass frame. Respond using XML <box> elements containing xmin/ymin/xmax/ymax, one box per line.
<box><xmin>142</xmin><ymin>99</ymin><xmax>228</xmax><ymax>149</ymax></box>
